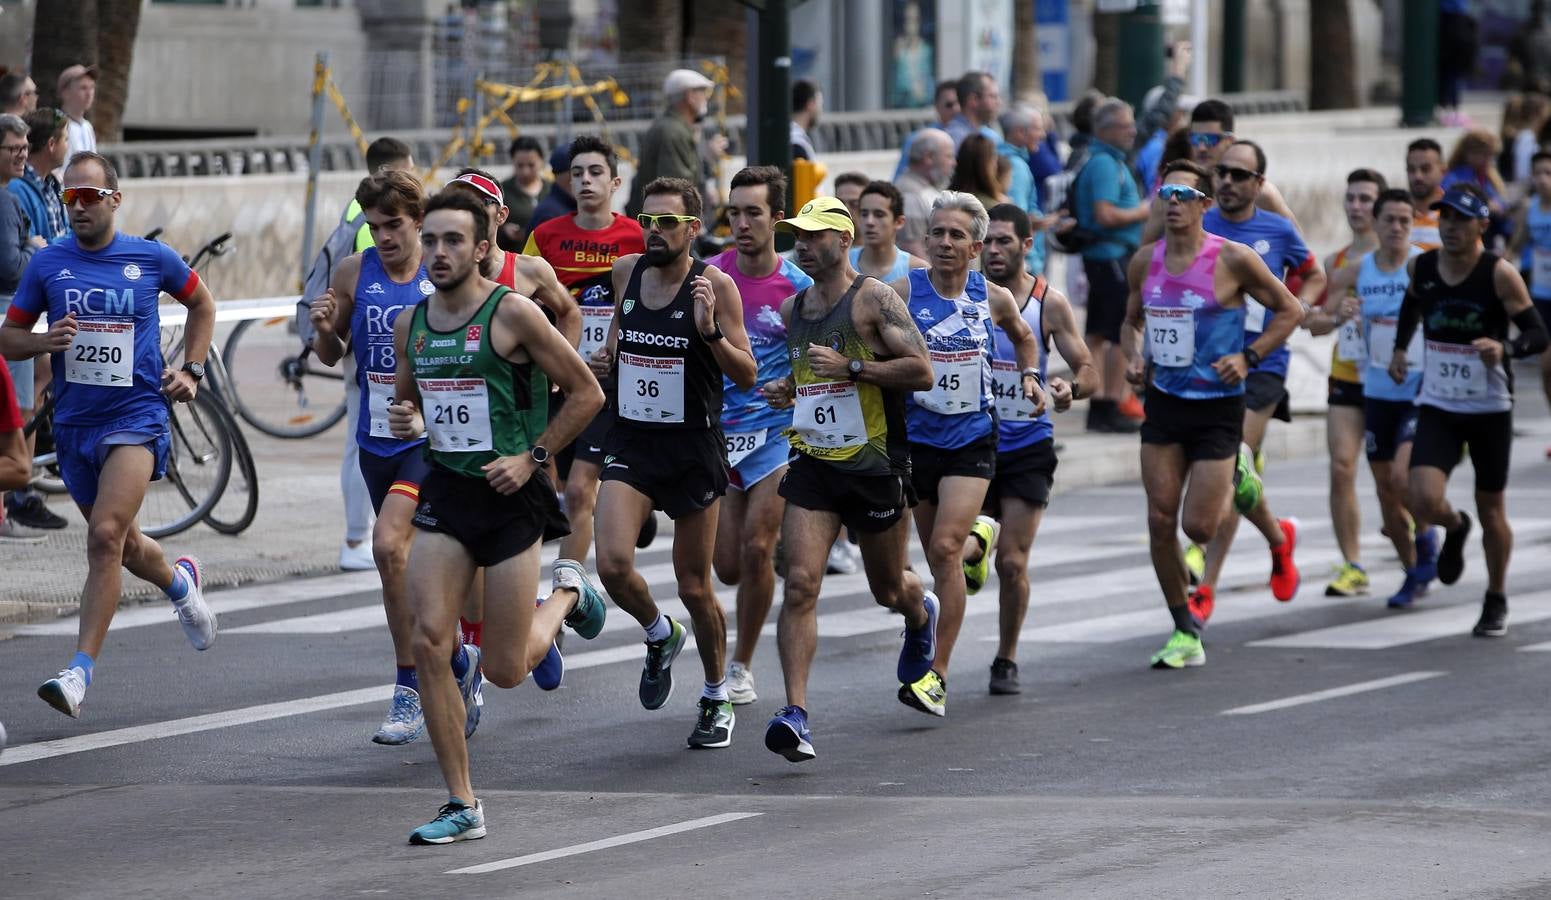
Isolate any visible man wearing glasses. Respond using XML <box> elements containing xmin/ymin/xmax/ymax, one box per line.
<box><xmin>590</xmin><ymin>176</ymin><xmax>757</xmax><ymax>749</ymax></box>
<box><xmin>0</xmin><ymin>113</ymin><xmax>48</xmax><ymax>541</ymax></box>
<box><xmin>1121</xmin><ymin>160</ymin><xmax>1301</xmax><ymax>669</ymax></box>
<box><xmin>0</xmin><ymin>152</ymin><xmax>219</xmax><ymax>717</ymax></box>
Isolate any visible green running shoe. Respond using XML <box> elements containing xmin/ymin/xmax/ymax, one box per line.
<box><xmin>1254</xmin><ymin>447</ymin><xmax>1267</xmax><ymax>475</ymax></box>
<box><xmin>963</xmin><ymin>515</ymin><xmax>1000</xmax><ymax>595</ymax></box>
<box><xmin>639</xmin><ymin>617</ymin><xmax>688</xmax><ymax>710</ymax></box>
<box><xmin>1184</xmin><ymin>542</ymin><xmax>1205</xmax><ymax>586</ymax></box>
<box><xmin>1149</xmin><ymin>630</ymin><xmax>1205</xmax><ymax>669</ymax></box>
<box><xmin>1324</xmin><ymin>562</ymin><xmax>1370</xmax><ymax>597</ymax></box>
<box><xmin>1232</xmin><ymin>444</ymin><xmax>1263</xmax><ymax>515</ymax></box>
<box><xmin>687</xmin><ymin>697</ymin><xmax>735</xmax><ymax>748</ymax></box>
<box><xmin>899</xmin><ymin>669</ymin><xmax>947</xmax><ymax>717</ymax></box>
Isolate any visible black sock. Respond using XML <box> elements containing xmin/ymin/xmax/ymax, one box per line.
<box><xmin>1169</xmin><ymin>604</ymin><xmax>1199</xmax><ymax>636</ymax></box>
<box><xmin>1484</xmin><ymin>590</ymin><xmax>1507</xmax><ymax>609</ymax></box>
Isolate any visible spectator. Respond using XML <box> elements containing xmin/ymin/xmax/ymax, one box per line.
<box><xmin>1065</xmin><ymin>89</ymin><xmax>1107</xmax><ymax>165</ymax></box>
<box><xmin>1438</xmin><ymin>0</ymin><xmax>1479</xmax><ymax>126</ymax></box>
<box><xmin>945</xmin><ymin>70</ymin><xmax>1002</xmax><ymax>149</ymax></box>
<box><xmin>791</xmin><ymin>79</ymin><xmax>821</xmax><ymax>161</ymax></box>
<box><xmin>1135</xmin><ymin>87</ymin><xmax>1197</xmax><ymax>195</ymax></box>
<box><xmin>1506</xmin><ymin>93</ymin><xmax>1551</xmax><ymax>184</ymax></box>
<box><xmin>1025</xmin><ymin>103</ymin><xmax>1064</xmax><ymax>211</ymax></box>
<box><xmin>893</xmin><ymin>79</ymin><xmax>961</xmax><ymax>178</ymax></box>
<box><xmin>0</xmin><ymin>71</ymin><xmax>37</xmax><ymax>117</ymax></box>
<box><xmin>833</xmin><ymin>170</ymin><xmax>869</xmax><ymax>222</ymax></box>
<box><xmin>528</xmin><ymin>143</ymin><xmax>579</xmax><ymax>235</ymax></box>
<box><xmin>894</xmin><ymin>127</ymin><xmax>953</xmax><ymax>257</ymax></box>
<box><xmin>997</xmin><ymin>103</ymin><xmax>1053</xmax><ymax>275</ymax></box>
<box><xmin>498</xmin><ymin>135</ymin><xmax>546</xmax><ymax>251</ymax></box>
<box><xmin>9</xmin><ymin>108</ymin><xmax>69</xmax><ymax>243</ymax></box>
<box><xmin>1133</xmin><ymin>42</ymin><xmax>1193</xmax><ymax>158</ymax></box>
<box><xmin>949</xmin><ymin>133</ymin><xmax>1010</xmax><ymax>212</ymax></box>
<box><xmin>1508</xmin><ymin>1</ymin><xmax>1551</xmax><ymax>96</ymax></box>
<box><xmin>56</xmin><ymin>65</ymin><xmax>96</xmax><ymax>163</ymax></box>
<box><xmin>627</xmin><ymin>68</ymin><xmax>716</xmax><ymax>217</ymax></box>
<box><xmin>1072</xmin><ymin>98</ymin><xmax>1147</xmax><ymax>433</ymax></box>
<box><xmin>1443</xmin><ymin>128</ymin><xmax>1509</xmax><ymax>219</ymax></box>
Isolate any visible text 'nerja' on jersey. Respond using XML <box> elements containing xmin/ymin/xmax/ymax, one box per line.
<box><xmin>1201</xmin><ymin>206</ymin><xmax>1311</xmax><ymax>378</ymax></box>
<box><xmin>1357</xmin><ymin>247</ymin><xmax>1424</xmax><ymax>402</ymax></box>
<box><xmin>990</xmin><ymin>276</ymin><xmax>1052</xmax><ymax>452</ymax></box>
<box><xmin>1142</xmin><ymin>232</ymin><xmax>1246</xmax><ymax>400</ymax></box>
<box><xmin>6</xmin><ymin>234</ymin><xmax>198</xmax><ymax>427</ymax></box>
<box><xmin>352</xmin><ymin>247</ymin><xmax>432</xmax><ymax>456</ymax></box>
<box><xmin>612</xmin><ymin>257</ymin><xmax>722</xmax><ymax>430</ymax></box>
<box><xmin>903</xmin><ymin>267</ymin><xmax>995</xmax><ymax>449</ymax></box>
<box><xmin>708</xmin><ymin>248</ymin><xmax>812</xmax><ymax>433</ymax></box>
<box><xmin>407</xmin><ymin>286</ymin><xmax>548</xmax><ymax>479</ymax></box>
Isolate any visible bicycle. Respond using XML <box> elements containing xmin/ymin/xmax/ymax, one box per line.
<box><xmin>221</xmin><ymin>302</ymin><xmax>347</xmax><ymax>440</ymax></box>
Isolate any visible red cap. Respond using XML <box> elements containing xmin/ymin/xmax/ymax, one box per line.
<box><xmin>451</xmin><ymin>173</ymin><xmax>503</xmax><ymax>206</ymax></box>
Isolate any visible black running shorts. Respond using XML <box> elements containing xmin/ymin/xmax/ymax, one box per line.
<box><xmin>779</xmin><ymin>452</ymin><xmax>916</xmax><ymax>534</ymax></box>
<box><xmin>1409</xmin><ymin>405</ymin><xmax>1513</xmax><ymax>493</ymax></box>
<box><xmin>412</xmin><ymin>465</ymin><xmax>569</xmax><ymax>567</ymax></box>
<box><xmin>985</xmin><ymin>438</ymin><xmax>1058</xmax><ymax>515</ymax></box>
<box><xmin>1140</xmin><ymin>389</ymin><xmax>1244</xmax><ymax>462</ymax></box>
<box><xmin>909</xmin><ymin>434</ymin><xmax>996</xmax><ymax>505</ymax></box>
<box><xmin>600</xmin><ymin>421</ymin><xmax>729</xmax><ymax>519</ymax></box>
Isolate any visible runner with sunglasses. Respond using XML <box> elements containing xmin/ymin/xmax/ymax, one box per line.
<box><xmin>591</xmin><ymin>177</ymin><xmax>757</xmax><ymax>749</ymax></box>
<box><xmin>0</xmin><ymin>152</ymin><xmax>219</xmax><ymax>717</ymax></box>
<box><xmin>1121</xmin><ymin>160</ymin><xmax>1302</xmax><ymax>669</ymax></box>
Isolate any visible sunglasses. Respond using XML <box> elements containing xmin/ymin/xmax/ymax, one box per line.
<box><xmin>62</xmin><ymin>186</ymin><xmax>116</xmax><ymax>206</ymax></box>
<box><xmin>1188</xmin><ymin>132</ymin><xmax>1231</xmax><ymax>149</ymax></box>
<box><xmin>1158</xmin><ymin>184</ymin><xmax>1206</xmax><ymax>202</ymax></box>
<box><xmin>636</xmin><ymin>213</ymin><xmax>698</xmax><ymax>231</ymax></box>
<box><xmin>1213</xmin><ymin>164</ymin><xmax>1261</xmax><ymax>183</ymax></box>
<box><xmin>1</xmin><ymin>143</ymin><xmax>27</xmax><ymax>156</ymax></box>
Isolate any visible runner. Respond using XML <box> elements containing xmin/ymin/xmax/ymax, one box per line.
<box><xmin>1323</xmin><ymin>188</ymin><xmax>1436</xmax><ymax>609</ymax></box>
<box><xmin>523</xmin><ymin>136</ymin><xmax>647</xmax><ymax>566</ymax></box>
<box><xmin>0</xmin><ymin>152</ymin><xmax>218</xmax><ymax>716</ymax></box>
<box><xmin>1505</xmin><ymin>150</ymin><xmax>1551</xmax><ymax>459</ymax></box>
<box><xmin>1302</xmin><ymin>168</ymin><xmax>1386</xmax><ymax>598</ymax></box>
<box><xmin>1189</xmin><ymin>140</ymin><xmax>1317</xmax><ymax>622</ymax></box>
<box><xmin>848</xmin><ymin>179</ymin><xmax>927</xmax><ymax>282</ymax></box>
<box><xmin>389</xmin><ymin>188</ymin><xmax>607</xmax><ymax>844</ymax></box>
<box><xmin>1406</xmin><ymin>138</ymin><xmax>1446</xmax><ymax>251</ymax></box>
<box><xmin>960</xmin><ymin>203</ymin><xmax>1097</xmax><ymax>694</ymax></box>
<box><xmin>1389</xmin><ymin>184</ymin><xmax>1548</xmax><ymax>637</ymax></box>
<box><xmin>707</xmin><ymin>165</ymin><xmax>813</xmax><ymax>705</ymax></box>
<box><xmin>759</xmin><ymin>196</ymin><xmax>938</xmax><ymax>760</ymax></box>
<box><xmin>891</xmin><ymin>191</ymin><xmax>1046</xmax><ymax>717</ymax></box>
<box><xmin>1121</xmin><ymin>160</ymin><xmax>1301</xmax><ymax>669</ymax></box>
<box><xmin>591</xmin><ymin>176</ymin><xmax>757</xmax><ymax>748</ymax></box>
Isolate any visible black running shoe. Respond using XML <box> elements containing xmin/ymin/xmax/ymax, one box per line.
<box><xmin>7</xmin><ymin>493</ymin><xmax>67</xmax><ymax>530</ymax></box>
<box><xmin>1472</xmin><ymin>592</ymin><xmax>1507</xmax><ymax>638</ymax></box>
<box><xmin>1438</xmin><ymin>511</ymin><xmax>1472</xmax><ymax>586</ymax></box>
<box><xmin>636</xmin><ymin>512</ymin><xmax>659</xmax><ymax>549</ymax></box>
<box><xmin>988</xmin><ymin>657</ymin><xmax>1020</xmax><ymax>695</ymax></box>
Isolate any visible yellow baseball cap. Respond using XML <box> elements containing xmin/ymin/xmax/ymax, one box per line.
<box><xmin>774</xmin><ymin>196</ymin><xmax>854</xmax><ymax>237</ymax></box>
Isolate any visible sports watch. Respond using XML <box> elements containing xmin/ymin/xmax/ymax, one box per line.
<box><xmin>181</xmin><ymin>361</ymin><xmax>206</xmax><ymax>382</ymax></box>
<box><xmin>847</xmin><ymin>358</ymin><xmax>864</xmax><ymax>381</ymax></box>
<box><xmin>530</xmin><ymin>445</ymin><xmax>550</xmax><ymax>465</ymax></box>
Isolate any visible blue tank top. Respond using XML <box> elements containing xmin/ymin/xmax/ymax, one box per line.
<box><xmin>847</xmin><ymin>246</ymin><xmax>914</xmax><ymax>283</ymax></box>
<box><xmin>351</xmin><ymin>248</ymin><xmax>431</xmax><ymax>456</ymax></box>
<box><xmin>1527</xmin><ymin>200</ymin><xmax>1551</xmax><ymax>301</ymax></box>
<box><xmin>990</xmin><ymin>277</ymin><xmax>1053</xmax><ymax>451</ymax></box>
<box><xmin>904</xmin><ymin>268</ymin><xmax>995</xmax><ymax>449</ymax></box>
<box><xmin>1141</xmin><ymin>233</ymin><xmax>1246</xmax><ymax>399</ymax></box>
<box><xmin>1357</xmin><ymin>249</ymin><xmax>1423</xmax><ymax>402</ymax></box>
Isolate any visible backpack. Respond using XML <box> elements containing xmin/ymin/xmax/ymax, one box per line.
<box><xmin>296</xmin><ymin>205</ymin><xmax>367</xmax><ymax>342</ymax></box>
<box><xmin>1043</xmin><ymin>145</ymin><xmax>1137</xmax><ymax>256</ymax></box>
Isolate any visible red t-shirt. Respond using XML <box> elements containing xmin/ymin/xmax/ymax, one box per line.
<box><xmin>522</xmin><ymin>212</ymin><xmax>645</xmax><ymax>300</ymax></box>
<box><xmin>0</xmin><ymin>361</ymin><xmax>21</xmax><ymax>527</ymax></box>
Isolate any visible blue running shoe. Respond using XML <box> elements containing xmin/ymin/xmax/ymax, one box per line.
<box><xmin>898</xmin><ymin>591</ymin><xmax>939</xmax><ymax>684</ymax></box>
<box><xmin>1386</xmin><ymin>571</ymin><xmax>1429</xmax><ymax>609</ymax></box>
<box><xmin>1412</xmin><ymin>527</ymin><xmax>1440</xmax><ymax>585</ymax></box>
<box><xmin>553</xmin><ymin>560</ymin><xmax>606</xmax><ymax>639</ymax></box>
<box><xmin>409</xmin><ymin>798</ymin><xmax>486</xmax><ymax>845</ymax></box>
<box><xmin>372</xmin><ymin>685</ymin><xmax>425</xmax><ymax>745</ymax></box>
<box><xmin>457</xmin><ymin>644</ymin><xmax>483</xmax><ymax>739</ymax></box>
<box><xmin>533</xmin><ymin>640</ymin><xmax>564</xmax><ymax>691</ymax></box>
<box><xmin>764</xmin><ymin>705</ymin><xmax>815</xmax><ymax>762</ymax></box>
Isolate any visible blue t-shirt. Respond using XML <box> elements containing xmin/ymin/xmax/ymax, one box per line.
<box><xmin>1074</xmin><ymin>140</ymin><xmax>1142</xmax><ymax>261</ymax></box>
<box><xmin>708</xmin><ymin>249</ymin><xmax>811</xmax><ymax>432</ymax></box>
<box><xmin>847</xmin><ymin>246</ymin><xmax>915</xmax><ymax>283</ymax></box>
<box><xmin>1201</xmin><ymin>207</ymin><xmax>1311</xmax><ymax>378</ymax></box>
<box><xmin>1526</xmin><ymin>200</ymin><xmax>1551</xmax><ymax>301</ymax></box>
<box><xmin>8</xmin><ymin>233</ymin><xmax>197</xmax><ymax>427</ymax></box>
<box><xmin>351</xmin><ymin>247</ymin><xmax>431</xmax><ymax>457</ymax></box>
<box><xmin>904</xmin><ymin>268</ymin><xmax>995</xmax><ymax>449</ymax></box>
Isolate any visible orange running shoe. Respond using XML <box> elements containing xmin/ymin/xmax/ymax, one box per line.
<box><xmin>1270</xmin><ymin>517</ymin><xmax>1301</xmax><ymax>601</ymax></box>
<box><xmin>1187</xmin><ymin>584</ymin><xmax>1215</xmax><ymax>626</ymax></box>
<box><xmin>1118</xmin><ymin>392</ymin><xmax>1145</xmax><ymax>420</ymax></box>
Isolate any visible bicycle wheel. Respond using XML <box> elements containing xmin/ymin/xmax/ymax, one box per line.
<box><xmin>223</xmin><ymin>317</ymin><xmax>347</xmax><ymax>439</ymax></box>
<box><xmin>140</xmin><ymin>392</ymin><xmax>233</xmax><ymax>540</ymax></box>
<box><xmin>202</xmin><ymin>401</ymin><xmax>260</xmax><ymax>535</ymax></box>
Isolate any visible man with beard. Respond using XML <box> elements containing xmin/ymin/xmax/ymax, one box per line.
<box><xmin>389</xmin><ymin>189</ymin><xmax>606</xmax><ymax>844</ymax></box>
<box><xmin>628</xmin><ymin>69</ymin><xmax>717</xmax><ymax>217</ymax></box>
<box><xmin>849</xmin><ymin>180</ymin><xmax>927</xmax><ymax>283</ymax></box>
<box><xmin>706</xmin><ymin>166</ymin><xmax>813</xmax><ymax>705</ymax></box>
<box><xmin>895</xmin><ymin>128</ymin><xmax>954</xmax><ymax>258</ymax></box>
<box><xmin>1406</xmin><ymin>138</ymin><xmax>1446</xmax><ymax>251</ymax></box>
<box><xmin>759</xmin><ymin>197</ymin><xmax>937</xmax><ymax>761</ymax></box>
<box><xmin>591</xmin><ymin>177</ymin><xmax>757</xmax><ymax>749</ymax></box>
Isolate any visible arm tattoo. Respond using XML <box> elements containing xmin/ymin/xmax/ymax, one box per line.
<box><xmin>874</xmin><ymin>288</ymin><xmax>928</xmax><ymax>354</ymax></box>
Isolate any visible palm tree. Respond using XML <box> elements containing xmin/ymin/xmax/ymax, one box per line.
<box><xmin>1309</xmin><ymin>0</ymin><xmax>1358</xmax><ymax>109</ymax></box>
<box><xmin>1012</xmin><ymin>0</ymin><xmax>1042</xmax><ymax>103</ymax></box>
<box><xmin>31</xmin><ymin>0</ymin><xmax>143</xmax><ymax>143</ymax></box>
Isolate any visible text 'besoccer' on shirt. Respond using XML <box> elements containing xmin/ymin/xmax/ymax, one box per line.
<box><xmin>6</xmin><ymin>234</ymin><xmax>199</xmax><ymax>428</ymax></box>
<box><xmin>1201</xmin><ymin>207</ymin><xmax>1312</xmax><ymax>376</ymax></box>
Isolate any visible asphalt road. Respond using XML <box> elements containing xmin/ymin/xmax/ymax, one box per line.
<box><xmin>4</xmin><ymin>420</ymin><xmax>1551</xmax><ymax>898</ymax></box>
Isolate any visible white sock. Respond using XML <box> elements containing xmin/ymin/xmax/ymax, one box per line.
<box><xmin>703</xmin><ymin>678</ymin><xmax>728</xmax><ymax>702</ymax></box>
<box><xmin>645</xmin><ymin>614</ymin><xmax>671</xmax><ymax>643</ymax></box>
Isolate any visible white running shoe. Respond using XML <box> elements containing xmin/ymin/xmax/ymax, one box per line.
<box><xmin>726</xmin><ymin>661</ymin><xmax>758</xmax><ymax>705</ymax></box>
<box><xmin>339</xmin><ymin>540</ymin><xmax>375</xmax><ymax>571</ymax></box>
<box><xmin>372</xmin><ymin>685</ymin><xmax>426</xmax><ymax>745</ymax></box>
<box><xmin>38</xmin><ymin>667</ymin><xmax>87</xmax><ymax>718</ymax></box>
<box><xmin>826</xmin><ymin>538</ymin><xmax>859</xmax><ymax>575</ymax></box>
<box><xmin>173</xmin><ymin>556</ymin><xmax>217</xmax><ymax>651</ymax></box>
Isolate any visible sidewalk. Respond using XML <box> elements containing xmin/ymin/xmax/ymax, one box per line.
<box><xmin>0</xmin><ymin>403</ymin><xmax>1327</xmax><ymax>624</ymax></box>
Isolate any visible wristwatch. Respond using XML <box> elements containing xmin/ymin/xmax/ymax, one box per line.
<box><xmin>847</xmin><ymin>358</ymin><xmax>864</xmax><ymax>381</ymax></box>
<box><xmin>1242</xmin><ymin>347</ymin><xmax>1262</xmax><ymax>369</ymax></box>
<box><xmin>1020</xmin><ymin>367</ymin><xmax>1042</xmax><ymax>384</ymax></box>
<box><xmin>530</xmin><ymin>445</ymin><xmax>550</xmax><ymax>465</ymax></box>
<box><xmin>181</xmin><ymin>361</ymin><xmax>206</xmax><ymax>382</ymax></box>
<box><xmin>701</xmin><ymin>324</ymin><xmax>724</xmax><ymax>342</ymax></box>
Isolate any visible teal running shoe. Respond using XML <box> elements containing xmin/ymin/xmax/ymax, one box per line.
<box><xmin>409</xmin><ymin>798</ymin><xmax>486</xmax><ymax>845</ymax></box>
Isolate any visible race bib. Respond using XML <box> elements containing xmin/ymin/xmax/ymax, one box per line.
<box><xmin>793</xmin><ymin>380</ymin><xmax>867</xmax><ymax>449</ymax></box>
<box><xmin>1533</xmin><ymin>248</ymin><xmax>1551</xmax><ymax>292</ymax></box>
<box><xmin>579</xmin><ymin>305</ymin><xmax>614</xmax><ymax>358</ymax></box>
<box><xmin>1244</xmin><ymin>297</ymin><xmax>1267</xmax><ymax>332</ymax></box>
<box><xmin>1422</xmin><ymin>340</ymin><xmax>1488</xmax><ymax>401</ymax></box>
<box><xmin>723</xmin><ymin>429</ymin><xmax>768</xmax><ymax>467</ymax></box>
<box><xmin>1336</xmin><ymin>318</ymin><xmax>1365</xmax><ymax>363</ymax></box>
<box><xmin>365</xmin><ymin>371</ymin><xmax>398</xmax><ymax>438</ymax></box>
<box><xmin>991</xmin><ymin>359</ymin><xmax>1037</xmax><ymax>422</ymax></box>
<box><xmin>618</xmin><ymin>352</ymin><xmax>685</xmax><ymax>423</ymax></box>
<box><xmin>1145</xmin><ymin>307</ymin><xmax>1195</xmax><ymax>368</ymax></box>
<box><xmin>1366</xmin><ymin>316</ymin><xmax>1422</xmax><ymax>371</ymax></box>
<box><xmin>417</xmin><ymin>377</ymin><xmax>493</xmax><ymax>453</ymax></box>
<box><xmin>915</xmin><ymin>349</ymin><xmax>982</xmax><ymax>415</ymax></box>
<box><xmin>66</xmin><ymin>320</ymin><xmax>134</xmax><ymax>387</ymax></box>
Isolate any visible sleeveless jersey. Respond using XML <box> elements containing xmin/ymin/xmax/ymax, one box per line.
<box><xmin>847</xmin><ymin>246</ymin><xmax>914</xmax><ymax>283</ymax></box>
<box><xmin>708</xmin><ymin>249</ymin><xmax>811</xmax><ymax>433</ymax></box>
<box><xmin>352</xmin><ymin>247</ymin><xmax>432</xmax><ymax>456</ymax></box>
<box><xmin>1526</xmin><ymin>200</ymin><xmax>1551</xmax><ymax>301</ymax></box>
<box><xmin>407</xmin><ymin>286</ymin><xmax>548</xmax><ymax>478</ymax></box>
<box><xmin>1324</xmin><ymin>246</ymin><xmax>1363</xmax><ymax>384</ymax></box>
<box><xmin>1202</xmin><ymin>207</ymin><xmax>1311</xmax><ymax>378</ymax></box>
<box><xmin>1411</xmin><ymin>251</ymin><xmax>1513</xmax><ymax>414</ymax></box>
<box><xmin>6</xmin><ymin>233</ymin><xmax>197</xmax><ymax>427</ymax></box>
<box><xmin>1142</xmin><ymin>233</ymin><xmax>1246</xmax><ymax>400</ymax></box>
<box><xmin>903</xmin><ymin>268</ymin><xmax>995</xmax><ymax>449</ymax></box>
<box><xmin>523</xmin><ymin>212</ymin><xmax>644</xmax><ymax>359</ymax></box>
<box><xmin>613</xmin><ymin>258</ymin><xmax>720</xmax><ymax>430</ymax></box>
<box><xmin>1357</xmin><ymin>248</ymin><xmax>1423</xmax><ymax>402</ymax></box>
<box><xmin>1412</xmin><ymin>207</ymin><xmax>1441</xmax><ymax>252</ymax></box>
<box><xmin>784</xmin><ymin>275</ymin><xmax>908</xmax><ymax>474</ymax></box>
<box><xmin>990</xmin><ymin>277</ymin><xmax>1052</xmax><ymax>452</ymax></box>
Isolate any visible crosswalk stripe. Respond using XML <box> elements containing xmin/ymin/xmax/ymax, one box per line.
<box><xmin>1248</xmin><ymin>588</ymin><xmax>1551</xmax><ymax>649</ymax></box>
<box><xmin>1519</xmin><ymin>641</ymin><xmax>1551</xmax><ymax>652</ymax></box>
<box><xmin>1219</xmin><ymin>671</ymin><xmax>1446</xmax><ymax>716</ymax></box>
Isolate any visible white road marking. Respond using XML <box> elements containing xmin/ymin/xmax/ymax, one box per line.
<box><xmin>445</xmin><ymin>812</ymin><xmax>763</xmax><ymax>875</ymax></box>
<box><xmin>1519</xmin><ymin>641</ymin><xmax>1551</xmax><ymax>652</ymax></box>
<box><xmin>1249</xmin><ymin>589</ymin><xmax>1551</xmax><ymax>650</ymax></box>
<box><xmin>1220</xmin><ymin>671</ymin><xmax>1446</xmax><ymax>716</ymax></box>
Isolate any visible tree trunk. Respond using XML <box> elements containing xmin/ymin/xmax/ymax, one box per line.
<box><xmin>32</xmin><ymin>0</ymin><xmax>98</xmax><ymax>110</ymax></box>
<box><xmin>1309</xmin><ymin>0</ymin><xmax>1358</xmax><ymax>109</ymax></box>
<box><xmin>1092</xmin><ymin>11</ymin><xmax>1119</xmax><ymax>95</ymax></box>
<box><xmin>92</xmin><ymin>0</ymin><xmax>144</xmax><ymax>142</ymax></box>
<box><xmin>1012</xmin><ymin>0</ymin><xmax>1042</xmax><ymax>102</ymax></box>
<box><xmin>621</xmin><ymin>0</ymin><xmax>684</xmax><ymax>86</ymax></box>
